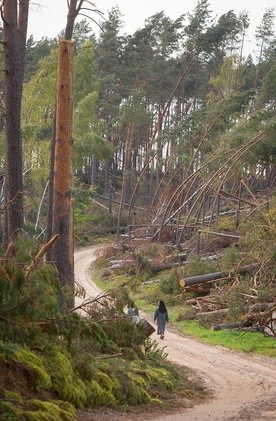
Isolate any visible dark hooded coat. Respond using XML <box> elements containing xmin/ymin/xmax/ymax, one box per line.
<box><xmin>154</xmin><ymin>300</ymin><xmax>169</xmax><ymax>335</ymax></box>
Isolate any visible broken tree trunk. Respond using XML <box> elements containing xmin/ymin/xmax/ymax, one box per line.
<box><xmin>52</xmin><ymin>38</ymin><xmax>75</xmax><ymax>303</ymax></box>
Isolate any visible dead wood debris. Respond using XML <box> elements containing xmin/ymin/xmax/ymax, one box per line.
<box><xmin>184</xmin><ymin>280</ymin><xmax>276</xmax><ymax>336</ymax></box>
<box><xmin>98</xmin><ymin>241</ymin><xmax>276</xmax><ymax>337</ymax></box>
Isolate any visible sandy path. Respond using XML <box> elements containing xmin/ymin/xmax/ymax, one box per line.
<box><xmin>74</xmin><ymin>247</ymin><xmax>276</xmax><ymax>421</ymax></box>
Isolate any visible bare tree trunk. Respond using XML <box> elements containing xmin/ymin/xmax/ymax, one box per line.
<box><xmin>35</xmin><ymin>179</ymin><xmax>49</xmax><ymax>232</ymax></box>
<box><xmin>65</xmin><ymin>0</ymin><xmax>79</xmax><ymax>40</ymax></box>
<box><xmin>123</xmin><ymin>124</ymin><xmax>134</xmax><ymax>203</ymax></box>
<box><xmin>52</xmin><ymin>39</ymin><xmax>75</xmax><ymax>302</ymax></box>
<box><xmin>116</xmin><ymin>124</ymin><xmax>134</xmax><ymax>240</ymax></box>
<box><xmin>3</xmin><ymin>180</ymin><xmax>9</xmax><ymax>245</ymax></box>
<box><xmin>46</xmin><ymin>107</ymin><xmax>56</xmax><ymax>261</ymax></box>
<box><xmin>48</xmin><ymin>0</ymin><xmax>101</xmax><ymax>305</ymax></box>
<box><xmin>3</xmin><ymin>0</ymin><xmax>30</xmax><ymax>243</ymax></box>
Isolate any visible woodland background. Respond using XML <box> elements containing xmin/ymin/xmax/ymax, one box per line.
<box><xmin>0</xmin><ymin>1</ymin><xmax>275</xmax><ymax>419</ymax></box>
<box><xmin>1</xmin><ymin>3</ymin><xmax>275</xmax><ymax>247</ymax></box>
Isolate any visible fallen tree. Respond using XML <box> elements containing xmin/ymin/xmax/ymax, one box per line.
<box><xmin>211</xmin><ymin>321</ymin><xmax>251</xmax><ymax>331</ymax></box>
<box><xmin>179</xmin><ymin>263</ymin><xmax>259</xmax><ymax>287</ymax></box>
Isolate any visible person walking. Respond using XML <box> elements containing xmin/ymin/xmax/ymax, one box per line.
<box><xmin>154</xmin><ymin>300</ymin><xmax>169</xmax><ymax>339</ymax></box>
<box><xmin>127</xmin><ymin>301</ymin><xmax>139</xmax><ymax>324</ymax></box>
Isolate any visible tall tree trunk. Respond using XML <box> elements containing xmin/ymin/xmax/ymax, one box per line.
<box><xmin>116</xmin><ymin>124</ymin><xmax>134</xmax><ymax>241</ymax></box>
<box><xmin>52</xmin><ymin>39</ymin><xmax>75</xmax><ymax>303</ymax></box>
<box><xmin>123</xmin><ymin>124</ymin><xmax>134</xmax><ymax>203</ymax></box>
<box><xmin>91</xmin><ymin>155</ymin><xmax>97</xmax><ymax>185</ymax></box>
<box><xmin>46</xmin><ymin>107</ymin><xmax>56</xmax><ymax>262</ymax></box>
<box><xmin>65</xmin><ymin>0</ymin><xmax>79</xmax><ymax>40</ymax></box>
<box><xmin>3</xmin><ymin>0</ymin><xmax>29</xmax><ymax>243</ymax></box>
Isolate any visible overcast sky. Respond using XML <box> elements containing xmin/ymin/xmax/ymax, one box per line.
<box><xmin>28</xmin><ymin>1</ymin><xmax>275</xmax><ymax>55</ymax></box>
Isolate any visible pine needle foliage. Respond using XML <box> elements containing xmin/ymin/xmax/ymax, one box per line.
<box><xmin>0</xmin><ymin>234</ymin><xmax>193</xmax><ymax>419</ymax></box>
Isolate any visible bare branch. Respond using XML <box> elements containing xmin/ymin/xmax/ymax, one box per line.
<box><xmin>97</xmin><ymin>352</ymin><xmax>123</xmax><ymax>359</ymax></box>
<box><xmin>78</xmin><ymin>12</ymin><xmax>103</xmax><ymax>29</ymax></box>
<box><xmin>0</xmin><ymin>191</ymin><xmax>25</xmax><ymax>212</ymax></box>
<box><xmin>80</xmin><ymin>6</ymin><xmax>104</xmax><ymax>17</ymax></box>
<box><xmin>76</xmin><ymin>0</ymin><xmax>86</xmax><ymax>15</ymax></box>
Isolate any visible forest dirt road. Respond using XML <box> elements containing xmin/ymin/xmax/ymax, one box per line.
<box><xmin>74</xmin><ymin>247</ymin><xmax>276</xmax><ymax>421</ymax></box>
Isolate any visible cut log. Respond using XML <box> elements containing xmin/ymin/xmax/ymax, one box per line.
<box><xmin>196</xmin><ymin>308</ymin><xmax>229</xmax><ymax>326</ymax></box>
<box><xmin>179</xmin><ymin>263</ymin><xmax>259</xmax><ymax>287</ymax></box>
<box><xmin>196</xmin><ymin>308</ymin><xmax>229</xmax><ymax>318</ymax></box>
<box><xmin>142</xmin><ymin>279</ymin><xmax>161</xmax><ymax>285</ymax></box>
<box><xmin>180</xmin><ymin>271</ymin><xmax>226</xmax><ymax>287</ymax></box>
<box><xmin>249</xmin><ymin>302</ymin><xmax>275</xmax><ymax>312</ymax></box>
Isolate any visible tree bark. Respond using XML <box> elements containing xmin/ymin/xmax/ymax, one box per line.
<box><xmin>52</xmin><ymin>39</ymin><xmax>75</xmax><ymax>299</ymax></box>
<box><xmin>180</xmin><ymin>264</ymin><xmax>259</xmax><ymax>287</ymax></box>
<box><xmin>3</xmin><ymin>0</ymin><xmax>29</xmax><ymax>243</ymax></box>
<box><xmin>46</xmin><ymin>107</ymin><xmax>56</xmax><ymax>262</ymax></box>
<box><xmin>65</xmin><ymin>0</ymin><xmax>79</xmax><ymax>40</ymax></box>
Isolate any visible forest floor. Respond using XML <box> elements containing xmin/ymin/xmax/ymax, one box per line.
<box><xmin>74</xmin><ymin>247</ymin><xmax>276</xmax><ymax>421</ymax></box>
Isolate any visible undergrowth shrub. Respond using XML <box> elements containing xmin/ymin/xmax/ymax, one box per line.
<box><xmin>59</xmin><ymin>313</ymin><xmax>111</xmax><ymax>350</ymax></box>
<box><xmin>220</xmin><ymin>244</ymin><xmax>242</xmax><ymax>270</ymax></box>
<box><xmin>96</xmin><ymin>357</ymin><xmax>177</xmax><ymax>406</ymax></box>
<box><xmin>14</xmin><ymin>347</ymin><xmax>52</xmax><ymax>392</ymax></box>
<box><xmin>85</xmin><ymin>379</ymin><xmax>116</xmax><ymax>407</ymax></box>
<box><xmin>180</xmin><ymin>254</ymin><xmax>218</xmax><ymax>278</ymax></box>
<box><xmin>0</xmin><ymin>401</ymin><xmax>19</xmax><ymax>421</ymax></box>
<box><xmin>217</xmin><ymin>216</ymin><xmax>236</xmax><ymax>231</ymax></box>
<box><xmin>21</xmin><ymin>399</ymin><xmax>76</xmax><ymax>421</ymax></box>
<box><xmin>257</xmin><ymin>285</ymin><xmax>275</xmax><ymax>303</ymax></box>
<box><xmin>159</xmin><ymin>269</ymin><xmax>182</xmax><ymax>296</ymax></box>
<box><xmin>44</xmin><ymin>345</ymin><xmax>86</xmax><ymax>408</ymax></box>
<box><xmin>226</xmin><ymin>280</ymin><xmax>250</xmax><ymax>321</ymax></box>
<box><xmin>0</xmin><ymin>232</ymin><xmax>196</xmax><ymax>419</ymax></box>
<box><xmin>74</xmin><ymin>202</ymin><xmax>121</xmax><ymax>246</ymax></box>
<box><xmin>100</xmin><ymin>316</ymin><xmax>147</xmax><ymax>349</ymax></box>
<box><xmin>239</xmin><ymin>207</ymin><xmax>276</xmax><ymax>276</ymax></box>
<box><xmin>0</xmin><ymin>348</ymin><xmax>49</xmax><ymax>393</ymax></box>
<box><xmin>145</xmin><ymin>338</ymin><xmax>168</xmax><ymax>361</ymax></box>
<box><xmin>12</xmin><ymin>233</ymin><xmax>38</xmax><ymax>264</ymax></box>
